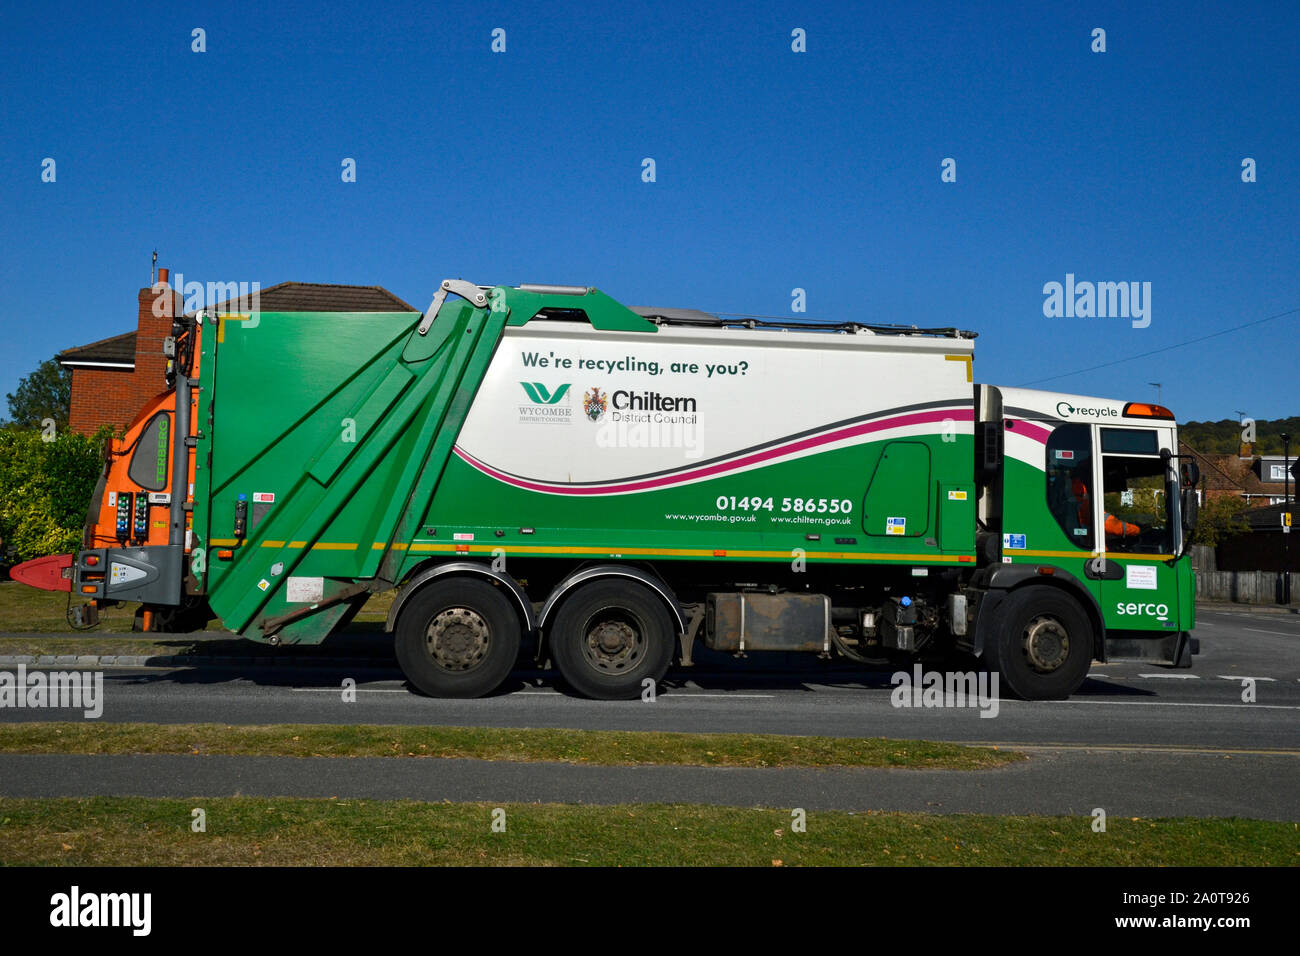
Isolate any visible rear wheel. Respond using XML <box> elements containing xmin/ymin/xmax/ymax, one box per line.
<box><xmin>983</xmin><ymin>587</ymin><xmax>1094</xmax><ymax>700</ymax></box>
<box><xmin>550</xmin><ymin>580</ymin><xmax>675</xmax><ymax>700</ymax></box>
<box><xmin>394</xmin><ymin>578</ymin><xmax>521</xmax><ymax>698</ymax></box>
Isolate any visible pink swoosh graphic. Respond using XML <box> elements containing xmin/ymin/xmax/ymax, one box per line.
<box><xmin>1007</xmin><ymin>419</ymin><xmax>1053</xmax><ymax>444</ymax></box>
<box><xmin>455</xmin><ymin>408</ymin><xmax>975</xmax><ymax>496</ymax></box>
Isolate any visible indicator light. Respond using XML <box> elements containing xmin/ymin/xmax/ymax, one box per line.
<box><xmin>133</xmin><ymin>491</ymin><xmax>150</xmax><ymax>540</ymax></box>
<box><xmin>116</xmin><ymin>493</ymin><xmax>131</xmax><ymax>542</ymax></box>
<box><xmin>1122</xmin><ymin>402</ymin><xmax>1175</xmax><ymax>419</ymax></box>
<box><xmin>234</xmin><ymin>493</ymin><xmax>248</xmax><ymax>539</ymax></box>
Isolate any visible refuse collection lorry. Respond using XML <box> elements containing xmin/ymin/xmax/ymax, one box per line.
<box><xmin>15</xmin><ymin>277</ymin><xmax>1201</xmax><ymax>700</ymax></box>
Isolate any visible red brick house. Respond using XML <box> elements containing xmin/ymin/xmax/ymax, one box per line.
<box><xmin>1178</xmin><ymin>441</ymin><xmax>1293</xmax><ymax>507</ymax></box>
<box><xmin>57</xmin><ymin>269</ymin><xmax>415</xmax><ymax>436</ymax></box>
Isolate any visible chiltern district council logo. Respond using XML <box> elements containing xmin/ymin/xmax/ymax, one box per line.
<box><xmin>583</xmin><ymin>387</ymin><xmax>608</xmax><ymax>422</ymax></box>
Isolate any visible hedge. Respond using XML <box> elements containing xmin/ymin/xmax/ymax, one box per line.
<box><xmin>0</xmin><ymin>425</ymin><xmax>109</xmax><ymax>564</ymax></box>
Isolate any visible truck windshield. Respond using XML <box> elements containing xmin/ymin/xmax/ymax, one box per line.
<box><xmin>1101</xmin><ymin>454</ymin><xmax>1175</xmax><ymax>554</ymax></box>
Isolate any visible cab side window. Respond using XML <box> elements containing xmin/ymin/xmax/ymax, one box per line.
<box><xmin>1045</xmin><ymin>423</ymin><xmax>1094</xmax><ymax>550</ymax></box>
<box><xmin>127</xmin><ymin>412</ymin><xmax>171</xmax><ymax>492</ymax></box>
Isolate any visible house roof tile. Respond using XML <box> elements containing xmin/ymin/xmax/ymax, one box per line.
<box><xmin>59</xmin><ymin>282</ymin><xmax>417</xmax><ymax>367</ymax></box>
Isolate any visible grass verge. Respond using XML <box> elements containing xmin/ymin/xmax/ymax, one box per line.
<box><xmin>0</xmin><ymin>722</ymin><xmax>1020</xmax><ymax>770</ymax></box>
<box><xmin>0</xmin><ymin>581</ymin><xmax>393</xmax><ymax>634</ymax></box>
<box><xmin>0</xmin><ymin>636</ymin><xmax>206</xmax><ymax>657</ymax></box>
<box><xmin>0</xmin><ymin>797</ymin><xmax>1293</xmax><ymax>866</ymax></box>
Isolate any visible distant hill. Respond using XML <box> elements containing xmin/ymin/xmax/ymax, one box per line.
<box><xmin>1179</xmin><ymin>416</ymin><xmax>1300</xmax><ymax>455</ymax></box>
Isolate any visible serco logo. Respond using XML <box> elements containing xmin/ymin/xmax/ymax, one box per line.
<box><xmin>1057</xmin><ymin>401</ymin><xmax>1119</xmax><ymax>419</ymax></box>
<box><xmin>1116</xmin><ymin>601</ymin><xmax>1169</xmax><ymax>617</ymax></box>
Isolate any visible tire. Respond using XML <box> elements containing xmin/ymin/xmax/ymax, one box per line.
<box><xmin>549</xmin><ymin>580</ymin><xmax>676</xmax><ymax>700</ymax></box>
<box><xmin>982</xmin><ymin>587</ymin><xmax>1094</xmax><ymax>701</ymax></box>
<box><xmin>394</xmin><ymin>578</ymin><xmax>522</xmax><ymax>698</ymax></box>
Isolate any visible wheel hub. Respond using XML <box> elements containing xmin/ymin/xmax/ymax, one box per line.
<box><xmin>584</xmin><ymin>616</ymin><xmax>643</xmax><ymax>671</ymax></box>
<box><xmin>1021</xmin><ymin>615</ymin><xmax>1069</xmax><ymax>672</ymax></box>
<box><xmin>426</xmin><ymin>607</ymin><xmax>490</xmax><ymax>671</ymax></box>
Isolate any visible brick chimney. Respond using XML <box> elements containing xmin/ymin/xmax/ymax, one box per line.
<box><xmin>135</xmin><ymin>267</ymin><xmax>181</xmax><ymax>388</ymax></box>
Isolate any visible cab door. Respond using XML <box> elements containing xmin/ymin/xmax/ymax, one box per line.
<box><xmin>1091</xmin><ymin>425</ymin><xmax>1183</xmax><ymax>632</ymax></box>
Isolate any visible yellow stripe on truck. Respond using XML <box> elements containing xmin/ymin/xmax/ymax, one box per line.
<box><xmin>397</xmin><ymin>542</ymin><xmax>974</xmax><ymax>562</ymax></box>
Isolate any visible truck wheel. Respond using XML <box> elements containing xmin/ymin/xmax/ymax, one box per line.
<box><xmin>550</xmin><ymin>580</ymin><xmax>675</xmax><ymax>700</ymax></box>
<box><xmin>984</xmin><ymin>587</ymin><xmax>1093</xmax><ymax>701</ymax></box>
<box><xmin>394</xmin><ymin>578</ymin><xmax>521</xmax><ymax>698</ymax></box>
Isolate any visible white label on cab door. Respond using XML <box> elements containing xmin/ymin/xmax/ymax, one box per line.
<box><xmin>1125</xmin><ymin>564</ymin><xmax>1158</xmax><ymax>590</ymax></box>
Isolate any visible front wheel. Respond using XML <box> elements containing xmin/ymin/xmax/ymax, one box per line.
<box><xmin>394</xmin><ymin>578</ymin><xmax>522</xmax><ymax>698</ymax></box>
<box><xmin>983</xmin><ymin>587</ymin><xmax>1094</xmax><ymax>700</ymax></box>
<box><xmin>549</xmin><ymin>580</ymin><xmax>676</xmax><ymax>700</ymax></box>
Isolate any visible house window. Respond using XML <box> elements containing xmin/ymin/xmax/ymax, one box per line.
<box><xmin>1269</xmin><ymin>464</ymin><xmax>1288</xmax><ymax>481</ymax></box>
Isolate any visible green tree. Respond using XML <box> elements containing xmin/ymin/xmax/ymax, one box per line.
<box><xmin>1190</xmin><ymin>495</ymin><xmax>1252</xmax><ymax>547</ymax></box>
<box><xmin>1180</xmin><ymin>416</ymin><xmax>1300</xmax><ymax>455</ymax></box>
<box><xmin>4</xmin><ymin>358</ymin><xmax>71</xmax><ymax>430</ymax></box>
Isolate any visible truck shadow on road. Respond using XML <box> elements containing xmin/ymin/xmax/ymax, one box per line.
<box><xmin>95</xmin><ymin>662</ymin><xmax>1162</xmax><ymax>700</ymax></box>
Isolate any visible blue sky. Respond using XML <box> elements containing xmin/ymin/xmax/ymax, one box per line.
<box><xmin>1</xmin><ymin>0</ymin><xmax>1296</xmax><ymax>423</ymax></box>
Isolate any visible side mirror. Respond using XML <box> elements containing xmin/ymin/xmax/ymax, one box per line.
<box><xmin>1181</xmin><ymin>460</ymin><xmax>1201</xmax><ymax>486</ymax></box>
<box><xmin>1182</xmin><ymin>487</ymin><xmax>1200</xmax><ymax>532</ymax></box>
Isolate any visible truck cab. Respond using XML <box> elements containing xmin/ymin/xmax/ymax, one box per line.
<box><xmin>967</xmin><ymin>385</ymin><xmax>1198</xmax><ymax>697</ymax></box>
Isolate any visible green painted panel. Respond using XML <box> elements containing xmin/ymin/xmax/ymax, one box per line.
<box><xmin>862</xmin><ymin>441</ymin><xmax>931</xmax><ymax>538</ymax></box>
<box><xmin>938</xmin><ymin>482</ymin><xmax>976</xmax><ymax>552</ymax></box>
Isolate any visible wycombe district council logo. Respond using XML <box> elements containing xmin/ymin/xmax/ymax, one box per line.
<box><xmin>518</xmin><ymin>382</ymin><xmax>573</xmax><ymax>423</ymax></box>
<box><xmin>583</xmin><ymin>387</ymin><xmax>608</xmax><ymax>423</ymax></box>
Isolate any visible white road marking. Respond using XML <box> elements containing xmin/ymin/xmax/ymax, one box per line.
<box><xmin>1029</xmin><ymin>700</ymin><xmax>1300</xmax><ymax>711</ymax></box>
<box><xmin>287</xmin><ymin>687</ymin><xmax>777</xmax><ymax>699</ymax></box>
<box><xmin>964</xmin><ymin>742</ymin><xmax>1300</xmax><ymax>756</ymax></box>
<box><xmin>1216</xmin><ymin>675</ymin><xmax>1277</xmax><ymax>682</ymax></box>
<box><xmin>291</xmin><ymin>688</ymin><xmax>408</xmax><ymax>693</ymax></box>
<box><xmin>510</xmin><ymin>690</ymin><xmax>778</xmax><ymax>699</ymax></box>
<box><xmin>1244</xmin><ymin>627</ymin><xmax>1298</xmax><ymax>636</ymax></box>
<box><xmin>1137</xmin><ymin>673</ymin><xmax>1200</xmax><ymax>679</ymax></box>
